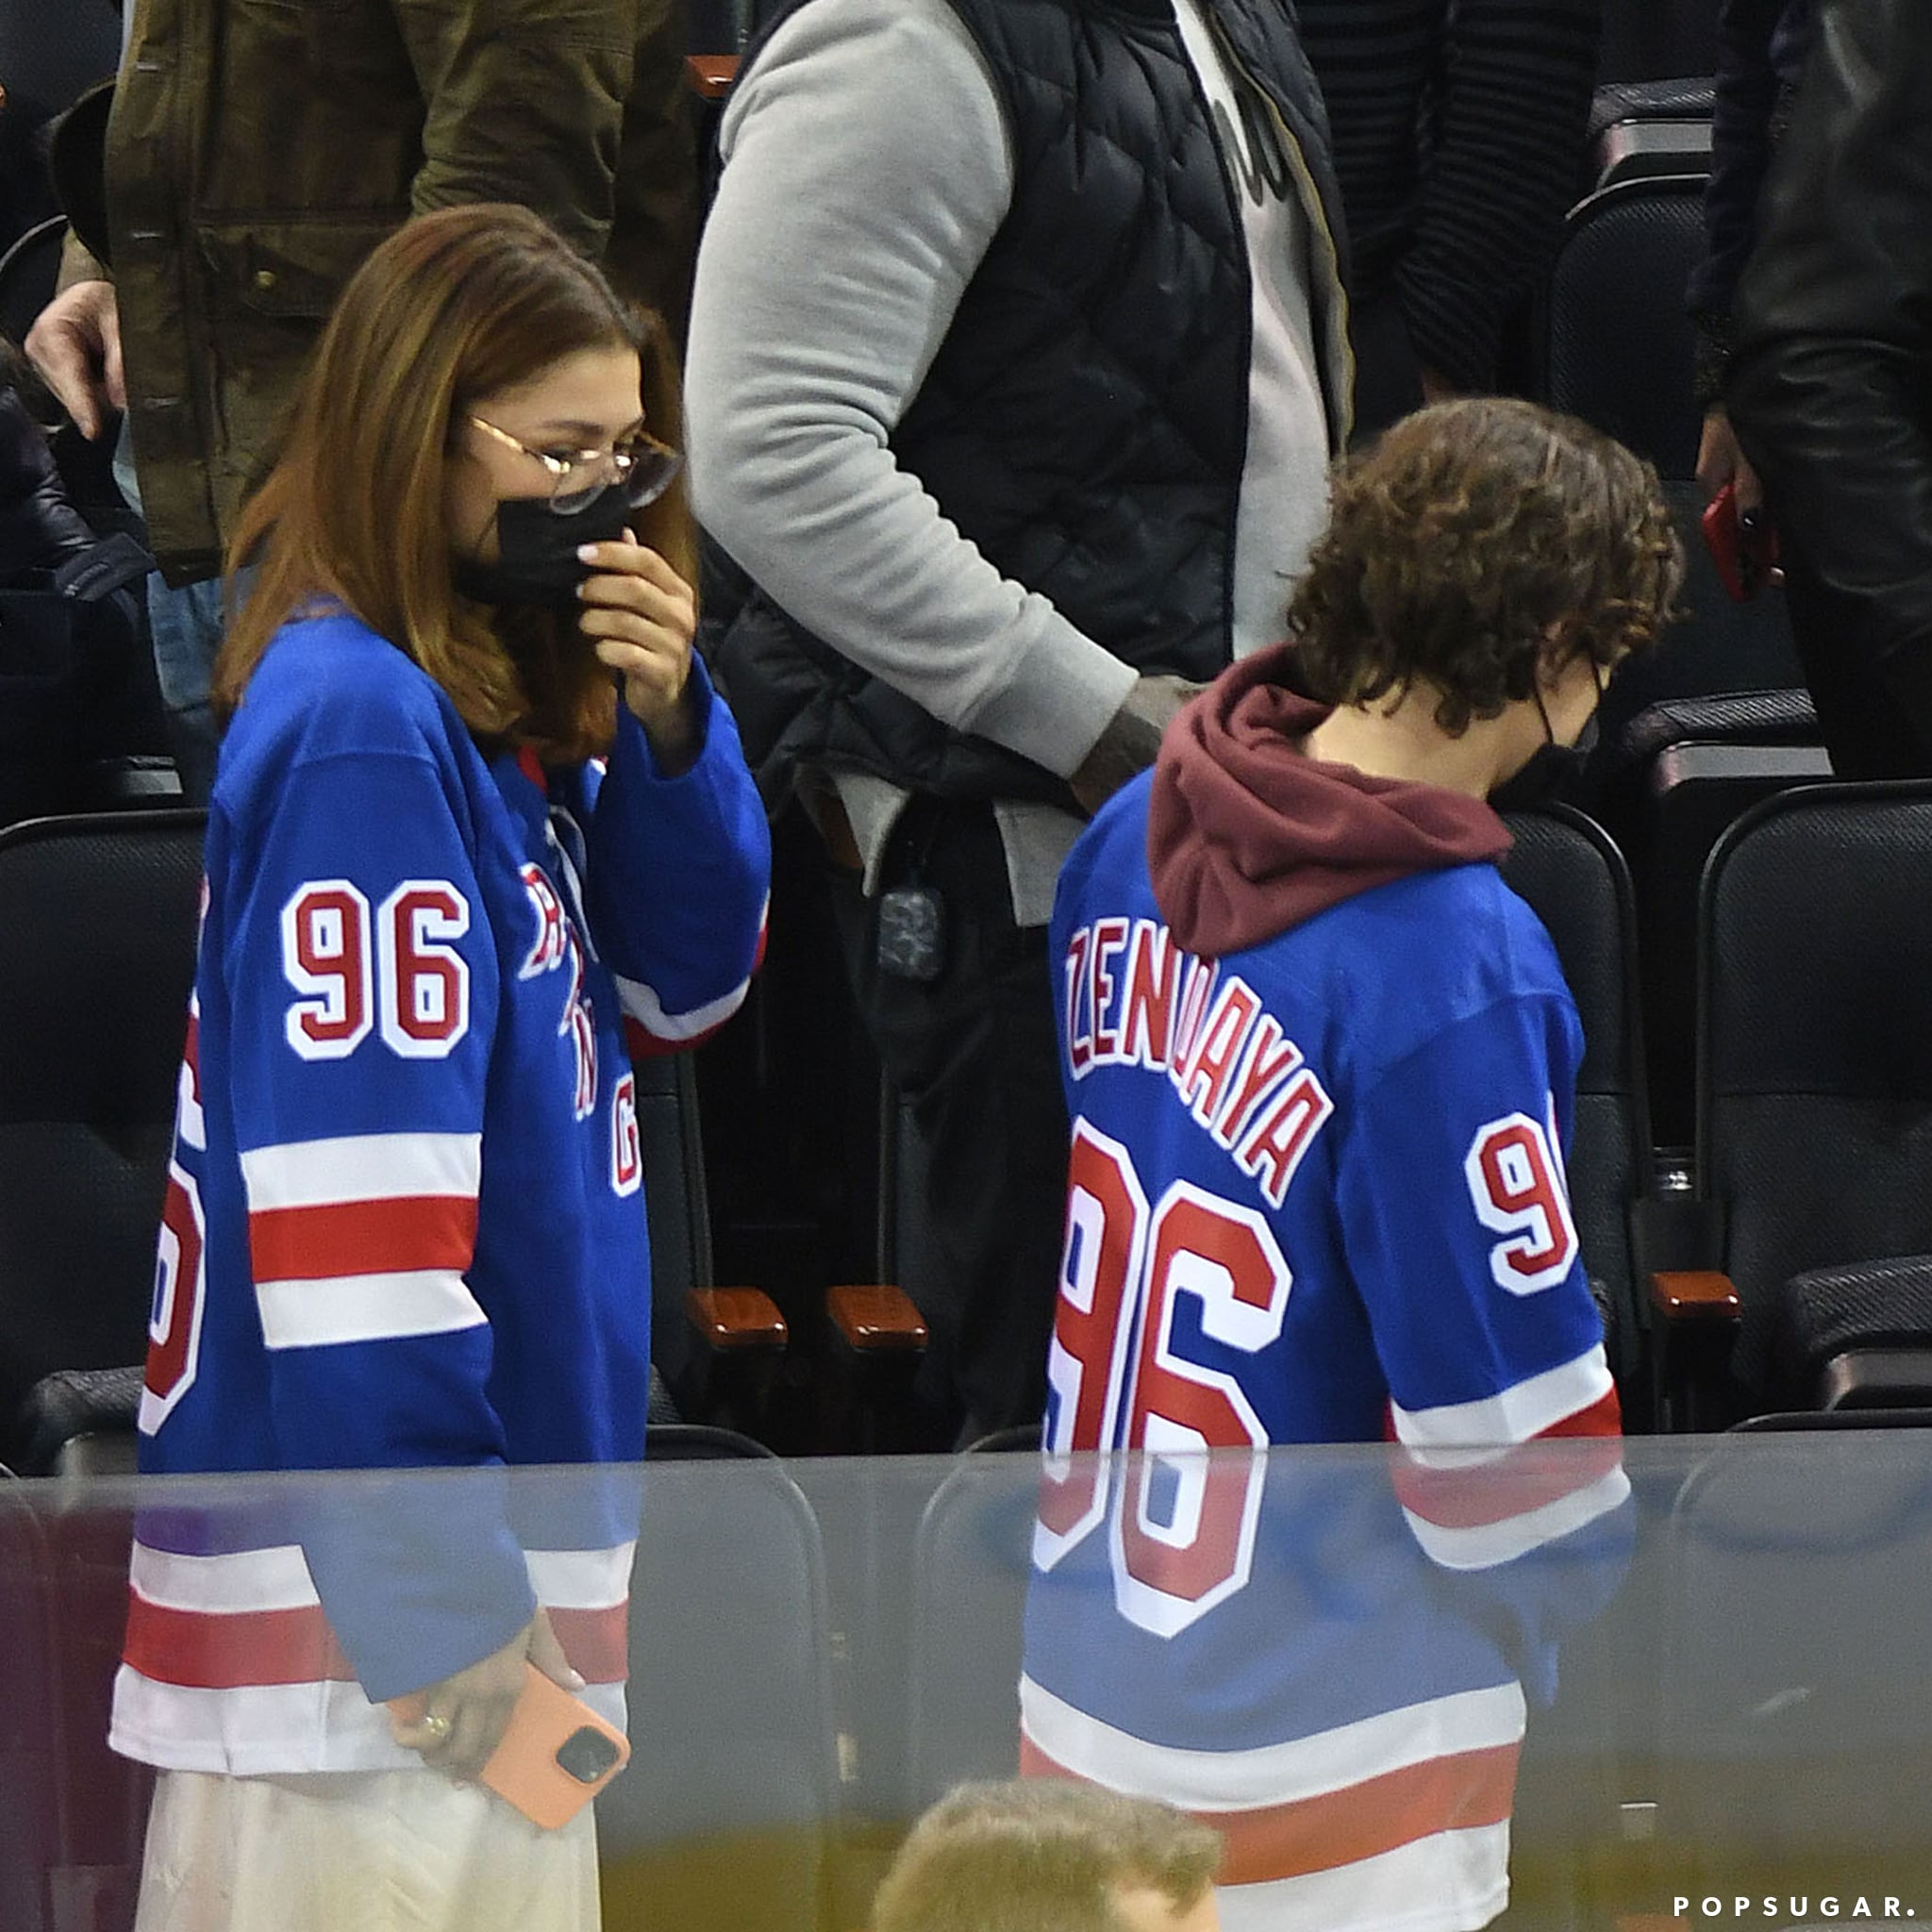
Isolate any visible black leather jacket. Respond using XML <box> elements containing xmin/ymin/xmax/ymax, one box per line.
<box><xmin>0</xmin><ymin>386</ymin><xmax>94</xmax><ymax>581</ymax></box>
<box><xmin>1729</xmin><ymin>0</ymin><xmax>1932</xmax><ymax>758</ymax></box>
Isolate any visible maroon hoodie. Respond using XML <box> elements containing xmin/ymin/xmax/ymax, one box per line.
<box><xmin>1147</xmin><ymin>643</ymin><xmax>1513</xmax><ymax>958</ymax></box>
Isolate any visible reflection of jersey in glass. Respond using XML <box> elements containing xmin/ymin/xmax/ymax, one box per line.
<box><xmin>1023</xmin><ymin>1449</ymin><xmax>1630</xmax><ymax>1932</ymax></box>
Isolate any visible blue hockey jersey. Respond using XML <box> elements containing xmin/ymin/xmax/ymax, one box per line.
<box><xmin>110</xmin><ymin>609</ymin><xmax>770</xmax><ymax>1774</ymax></box>
<box><xmin>1024</xmin><ymin>661</ymin><xmax>1626</xmax><ymax>1928</ymax></box>
<box><xmin>1041</xmin><ymin>762</ymin><xmax>1620</xmax><ymax>1466</ymax></box>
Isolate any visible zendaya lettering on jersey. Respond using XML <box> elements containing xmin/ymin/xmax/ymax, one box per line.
<box><xmin>1062</xmin><ymin>915</ymin><xmax>1334</xmax><ymax>1208</ymax></box>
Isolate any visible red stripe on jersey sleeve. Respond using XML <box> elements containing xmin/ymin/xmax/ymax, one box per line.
<box><xmin>125</xmin><ymin>1596</ymin><xmax>628</xmax><ymax>1695</ymax></box>
<box><xmin>1540</xmin><ymin>1384</ymin><xmax>1624</xmax><ymax>1438</ymax></box>
<box><xmin>248</xmin><ymin>1193</ymin><xmax>479</xmax><ymax>1283</ymax></box>
<box><xmin>547</xmin><ymin>1603</ymin><xmax>630</xmax><ymax>1686</ymax></box>
<box><xmin>1391</xmin><ymin>1433</ymin><xmax>1625</xmax><ymax>1535</ymax></box>
<box><xmin>624</xmin><ymin>1015</ymin><xmax>693</xmax><ymax>1060</ymax></box>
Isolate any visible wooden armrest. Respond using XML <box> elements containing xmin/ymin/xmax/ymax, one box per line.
<box><xmin>827</xmin><ymin>1283</ymin><xmax>928</xmax><ymax>1352</ymax></box>
<box><xmin>685</xmin><ymin>55</ymin><xmax>739</xmax><ymax>100</ymax></box>
<box><xmin>685</xmin><ymin>1287</ymin><xmax>788</xmax><ymax>1351</ymax></box>
<box><xmin>1650</xmin><ymin>1270</ymin><xmax>1740</xmax><ymax>1323</ymax></box>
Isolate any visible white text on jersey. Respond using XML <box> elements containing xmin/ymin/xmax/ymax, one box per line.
<box><xmin>1062</xmin><ymin>917</ymin><xmax>1334</xmax><ymax>1208</ymax></box>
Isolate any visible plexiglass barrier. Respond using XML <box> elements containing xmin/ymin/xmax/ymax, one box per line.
<box><xmin>7</xmin><ymin>1432</ymin><xmax>1932</xmax><ymax>1931</ymax></box>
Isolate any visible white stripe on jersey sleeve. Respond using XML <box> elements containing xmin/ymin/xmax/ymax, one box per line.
<box><xmin>1390</xmin><ymin>1344</ymin><xmax>1615</xmax><ymax>1453</ymax></box>
<box><xmin>525</xmin><ymin>1543</ymin><xmax>637</xmax><ymax>1611</ymax></box>
<box><xmin>1018</xmin><ymin>1676</ymin><xmax>1525</xmax><ymax>1811</ymax></box>
<box><xmin>1214</xmin><ymin>1825</ymin><xmax>1510</xmax><ymax>1932</ymax></box>
<box><xmin>128</xmin><ymin>1539</ymin><xmax>639</xmax><ymax>1615</ymax></box>
<box><xmin>129</xmin><ymin>1541</ymin><xmax>321</xmax><ymax>1614</ymax></box>
<box><xmin>1400</xmin><ymin>1463</ymin><xmax>1633</xmax><ymax>1573</ymax></box>
<box><xmin>610</xmin><ymin>967</ymin><xmax>753</xmax><ymax>1042</ymax></box>
<box><xmin>256</xmin><ymin>1268</ymin><xmax>487</xmax><ymax>1350</ymax></box>
<box><xmin>240</xmin><ymin>1131</ymin><xmax>483</xmax><ymax>1209</ymax></box>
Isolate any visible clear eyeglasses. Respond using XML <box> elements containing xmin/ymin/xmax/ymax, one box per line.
<box><xmin>467</xmin><ymin>414</ymin><xmax>684</xmax><ymax>516</ymax></box>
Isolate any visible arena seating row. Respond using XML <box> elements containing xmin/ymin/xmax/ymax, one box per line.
<box><xmin>12</xmin><ymin>780</ymin><xmax>1932</xmax><ymax>1463</ymax></box>
<box><xmin>0</xmin><ymin>808</ymin><xmax>929</xmax><ymax>1474</ymax></box>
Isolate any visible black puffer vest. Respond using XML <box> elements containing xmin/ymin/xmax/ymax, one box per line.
<box><xmin>707</xmin><ymin>0</ymin><xmax>1352</xmax><ymax>808</ymax></box>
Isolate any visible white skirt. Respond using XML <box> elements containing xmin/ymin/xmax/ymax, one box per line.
<box><xmin>132</xmin><ymin>1767</ymin><xmax>601</xmax><ymax>1932</ymax></box>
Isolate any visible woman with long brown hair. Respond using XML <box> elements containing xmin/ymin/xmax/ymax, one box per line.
<box><xmin>108</xmin><ymin>203</ymin><xmax>768</xmax><ymax>1931</ymax></box>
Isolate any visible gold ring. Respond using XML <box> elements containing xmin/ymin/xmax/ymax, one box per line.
<box><xmin>423</xmin><ymin>1710</ymin><xmax>451</xmax><ymax>1740</ymax></box>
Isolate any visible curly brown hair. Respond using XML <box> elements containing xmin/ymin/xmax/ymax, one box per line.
<box><xmin>1288</xmin><ymin>397</ymin><xmax>1682</xmax><ymax>734</ymax></box>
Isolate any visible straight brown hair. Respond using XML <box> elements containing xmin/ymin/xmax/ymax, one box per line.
<box><xmin>215</xmin><ymin>202</ymin><xmax>693</xmax><ymax>763</ymax></box>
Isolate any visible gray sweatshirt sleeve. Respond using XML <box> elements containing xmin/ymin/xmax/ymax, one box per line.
<box><xmin>685</xmin><ymin>0</ymin><xmax>1140</xmax><ymax>779</ymax></box>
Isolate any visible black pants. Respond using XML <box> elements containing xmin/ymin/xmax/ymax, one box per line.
<box><xmin>1349</xmin><ymin>291</ymin><xmax>1427</xmax><ymax>444</ymax></box>
<box><xmin>829</xmin><ymin>799</ymin><xmax>1068</xmax><ymax>1444</ymax></box>
<box><xmin>1782</xmin><ymin>539</ymin><xmax>1932</xmax><ymax>780</ymax></box>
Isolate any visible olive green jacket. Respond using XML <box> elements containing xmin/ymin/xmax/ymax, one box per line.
<box><xmin>93</xmin><ymin>0</ymin><xmax>695</xmax><ymax>584</ymax></box>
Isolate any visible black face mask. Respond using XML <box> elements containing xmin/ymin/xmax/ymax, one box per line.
<box><xmin>1489</xmin><ymin>676</ymin><xmax>1604</xmax><ymax>813</ymax></box>
<box><xmin>452</xmin><ymin>483</ymin><xmax>636</xmax><ymax>612</ymax></box>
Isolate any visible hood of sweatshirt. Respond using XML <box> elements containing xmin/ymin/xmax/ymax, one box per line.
<box><xmin>1146</xmin><ymin>643</ymin><xmax>1514</xmax><ymax>958</ymax></box>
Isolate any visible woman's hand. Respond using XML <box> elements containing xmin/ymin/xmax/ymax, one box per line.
<box><xmin>576</xmin><ymin>533</ymin><xmax>702</xmax><ymax>772</ymax></box>
<box><xmin>389</xmin><ymin>1607</ymin><xmax>582</xmax><ymax>1782</ymax></box>
<box><xmin>1697</xmin><ymin>408</ymin><xmax>1763</xmax><ymax>512</ymax></box>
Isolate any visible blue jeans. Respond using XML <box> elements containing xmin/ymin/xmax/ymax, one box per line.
<box><xmin>146</xmin><ymin>572</ymin><xmax>226</xmax><ymax>805</ymax></box>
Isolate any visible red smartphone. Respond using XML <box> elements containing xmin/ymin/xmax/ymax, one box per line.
<box><xmin>1701</xmin><ymin>479</ymin><xmax>1779</xmax><ymax>602</ymax></box>
<box><xmin>480</xmin><ymin>1664</ymin><xmax>630</xmax><ymax>1828</ymax></box>
<box><xmin>391</xmin><ymin>1664</ymin><xmax>630</xmax><ymax>1829</ymax></box>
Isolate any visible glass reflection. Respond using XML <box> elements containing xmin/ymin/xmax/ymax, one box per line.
<box><xmin>1022</xmin><ymin>1441</ymin><xmax>1631</xmax><ymax>1931</ymax></box>
<box><xmin>4</xmin><ymin>1441</ymin><xmax>1932</xmax><ymax>1931</ymax></box>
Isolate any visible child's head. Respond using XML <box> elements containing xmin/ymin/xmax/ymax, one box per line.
<box><xmin>1288</xmin><ymin>398</ymin><xmax>1682</xmax><ymax>733</ymax></box>
<box><xmin>872</xmin><ymin>1780</ymin><xmax>1221</xmax><ymax>1932</ymax></box>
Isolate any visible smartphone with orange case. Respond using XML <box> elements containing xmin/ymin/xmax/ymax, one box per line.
<box><xmin>481</xmin><ymin>1664</ymin><xmax>630</xmax><ymax>1828</ymax></box>
<box><xmin>393</xmin><ymin>1663</ymin><xmax>630</xmax><ymax>1829</ymax></box>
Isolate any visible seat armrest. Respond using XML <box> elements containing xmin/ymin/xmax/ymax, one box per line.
<box><xmin>19</xmin><ymin>1365</ymin><xmax>144</xmax><ymax>1477</ymax></box>
<box><xmin>1778</xmin><ymin>1257</ymin><xmax>1932</xmax><ymax>1414</ymax></box>
<box><xmin>1818</xmin><ymin>1349</ymin><xmax>1932</xmax><ymax>1411</ymax></box>
<box><xmin>686</xmin><ymin>55</ymin><xmax>738</xmax><ymax>99</ymax></box>
<box><xmin>685</xmin><ymin>1287</ymin><xmax>788</xmax><ymax>1351</ymax></box>
<box><xmin>826</xmin><ymin>1284</ymin><xmax>927</xmax><ymax>1354</ymax></box>
<box><xmin>1651</xmin><ymin>1270</ymin><xmax>1740</xmax><ymax>1322</ymax></box>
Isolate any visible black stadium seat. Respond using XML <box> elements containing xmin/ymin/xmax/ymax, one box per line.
<box><xmin>1595</xmin><ymin>691</ymin><xmax>1830</xmax><ymax>1144</ymax></box>
<box><xmin>1541</xmin><ymin>176</ymin><xmax>1802</xmax><ymax>722</ymax></box>
<box><xmin>906</xmin><ymin>1448</ymin><xmax>1033</xmax><ymax>1810</ymax></box>
<box><xmin>1543</xmin><ymin>165</ymin><xmax>1810</xmax><ymax>1110</ymax></box>
<box><xmin>1657</xmin><ymin>1431</ymin><xmax>1932</xmax><ymax>1876</ymax></box>
<box><xmin>1500</xmin><ymin>808</ymin><xmax>1656</xmax><ymax>1414</ymax></box>
<box><xmin>0</xmin><ymin>809</ymin><xmax>203</xmax><ymax>1470</ymax></box>
<box><xmin>1652</xmin><ymin>785</ymin><xmax>1932</xmax><ymax>1424</ymax></box>
<box><xmin>1543</xmin><ymin>175</ymin><xmax>1706</xmax><ymax>480</ymax></box>
<box><xmin>1586</xmin><ymin>77</ymin><xmax>1714</xmax><ymax>194</ymax></box>
<box><xmin>599</xmin><ymin>1440</ymin><xmax>840</xmax><ymax>1932</ymax></box>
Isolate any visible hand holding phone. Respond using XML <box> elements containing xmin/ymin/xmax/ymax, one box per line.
<box><xmin>389</xmin><ymin>1608</ymin><xmax>582</xmax><ymax>1781</ymax></box>
<box><xmin>475</xmin><ymin>1662</ymin><xmax>631</xmax><ymax>1829</ymax></box>
<box><xmin>1701</xmin><ymin>478</ymin><xmax>1780</xmax><ymax>602</ymax></box>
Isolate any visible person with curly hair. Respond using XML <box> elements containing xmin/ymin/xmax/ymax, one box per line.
<box><xmin>1041</xmin><ymin>396</ymin><xmax>1681</xmax><ymax>1455</ymax></box>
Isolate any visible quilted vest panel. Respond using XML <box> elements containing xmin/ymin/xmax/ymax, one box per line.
<box><xmin>708</xmin><ymin>0</ymin><xmax>1343</xmax><ymax>807</ymax></box>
